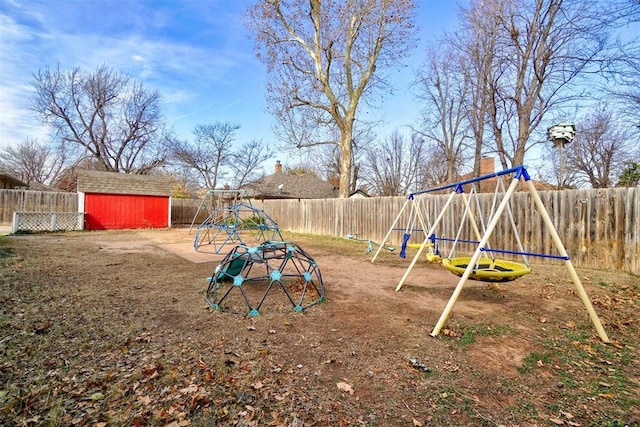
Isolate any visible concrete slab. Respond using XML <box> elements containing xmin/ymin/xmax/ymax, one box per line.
<box><xmin>129</xmin><ymin>227</ymin><xmax>234</xmax><ymax>264</ymax></box>
<box><xmin>156</xmin><ymin>243</ymin><xmax>227</xmax><ymax>264</ymax></box>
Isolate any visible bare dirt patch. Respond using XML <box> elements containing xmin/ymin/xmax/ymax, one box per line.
<box><xmin>0</xmin><ymin>228</ymin><xmax>638</xmax><ymax>426</ymax></box>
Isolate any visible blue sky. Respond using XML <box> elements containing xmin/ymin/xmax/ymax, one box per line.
<box><xmin>0</xmin><ymin>0</ymin><xmax>458</xmax><ymax>165</ymax></box>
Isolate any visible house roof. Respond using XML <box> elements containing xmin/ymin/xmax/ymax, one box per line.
<box><xmin>0</xmin><ymin>172</ymin><xmax>27</xmax><ymax>189</ymax></box>
<box><xmin>349</xmin><ymin>189</ymin><xmax>370</xmax><ymax>198</ymax></box>
<box><xmin>76</xmin><ymin>170</ymin><xmax>173</xmax><ymax>196</ymax></box>
<box><xmin>243</xmin><ymin>172</ymin><xmax>338</xmax><ymax>199</ymax></box>
<box><xmin>27</xmin><ymin>181</ymin><xmax>66</xmax><ymax>192</ymax></box>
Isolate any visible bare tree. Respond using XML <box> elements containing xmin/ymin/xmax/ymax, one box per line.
<box><xmin>30</xmin><ymin>65</ymin><xmax>170</xmax><ymax>173</ymax></box>
<box><xmin>449</xmin><ymin>3</ymin><xmax>500</xmax><ymax>175</ymax></box>
<box><xmin>608</xmin><ymin>37</ymin><xmax>640</xmax><ymax>130</ymax></box>
<box><xmin>360</xmin><ymin>130</ymin><xmax>428</xmax><ymax>195</ymax></box>
<box><xmin>50</xmin><ymin>158</ymin><xmax>104</xmax><ymax>192</ymax></box>
<box><xmin>228</xmin><ymin>139</ymin><xmax>273</xmax><ymax>188</ymax></box>
<box><xmin>306</xmin><ymin>144</ymin><xmax>344</xmax><ymax>185</ymax></box>
<box><xmin>295</xmin><ymin>124</ymin><xmax>373</xmax><ymax>191</ymax></box>
<box><xmin>565</xmin><ymin>107</ymin><xmax>634</xmax><ymax>188</ymax></box>
<box><xmin>0</xmin><ymin>138</ymin><xmax>66</xmax><ymax>186</ymax></box>
<box><xmin>283</xmin><ymin>164</ymin><xmax>321</xmax><ymax>176</ymax></box>
<box><xmin>414</xmin><ymin>144</ymin><xmax>452</xmax><ymax>189</ymax></box>
<box><xmin>361</xmin><ymin>131</ymin><xmax>404</xmax><ymax>196</ymax></box>
<box><xmin>158</xmin><ymin>167</ymin><xmax>202</xmax><ymax>199</ymax></box>
<box><xmin>246</xmin><ymin>0</ymin><xmax>417</xmax><ymax>197</ymax></box>
<box><xmin>169</xmin><ymin>122</ymin><xmax>240</xmax><ymax>190</ymax></box>
<box><xmin>452</xmin><ymin>0</ymin><xmax>613</xmax><ymax>169</ymax></box>
<box><xmin>540</xmin><ymin>140</ymin><xmax>581</xmax><ymax>189</ymax></box>
<box><xmin>415</xmin><ymin>44</ymin><xmax>470</xmax><ymax>181</ymax></box>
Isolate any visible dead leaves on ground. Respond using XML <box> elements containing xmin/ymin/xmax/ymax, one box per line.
<box><xmin>548</xmin><ymin>409</ymin><xmax>582</xmax><ymax>426</ymax></box>
<box><xmin>0</xmin><ymin>324</ymin><xmax>310</xmax><ymax>426</ymax></box>
<box><xmin>2</xmin><ymin>235</ymin><xmax>639</xmax><ymax>426</ymax></box>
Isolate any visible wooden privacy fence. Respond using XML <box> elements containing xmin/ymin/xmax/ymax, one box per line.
<box><xmin>0</xmin><ymin>190</ymin><xmax>77</xmax><ymax>225</ymax></box>
<box><xmin>1</xmin><ymin>188</ymin><xmax>638</xmax><ymax>274</ymax></box>
<box><xmin>254</xmin><ymin>188</ymin><xmax>640</xmax><ymax>275</ymax></box>
<box><xmin>170</xmin><ymin>198</ymin><xmax>210</xmax><ymax>226</ymax></box>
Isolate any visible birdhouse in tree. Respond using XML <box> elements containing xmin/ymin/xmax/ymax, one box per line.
<box><xmin>547</xmin><ymin>123</ymin><xmax>576</xmax><ymax>146</ymax></box>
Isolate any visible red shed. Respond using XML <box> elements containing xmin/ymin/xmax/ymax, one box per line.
<box><xmin>77</xmin><ymin>170</ymin><xmax>173</xmax><ymax>230</ymax></box>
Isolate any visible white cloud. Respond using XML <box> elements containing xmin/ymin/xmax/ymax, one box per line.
<box><xmin>0</xmin><ymin>1</ymin><xmax>261</xmax><ymax>149</ymax></box>
<box><xmin>0</xmin><ymin>83</ymin><xmax>50</xmax><ymax>146</ymax></box>
<box><xmin>0</xmin><ymin>13</ymin><xmax>50</xmax><ymax>147</ymax></box>
<box><xmin>0</xmin><ymin>13</ymin><xmax>27</xmax><ymax>39</ymax></box>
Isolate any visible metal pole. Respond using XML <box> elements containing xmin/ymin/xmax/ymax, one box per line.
<box><xmin>559</xmin><ymin>142</ymin><xmax>565</xmax><ymax>189</ymax></box>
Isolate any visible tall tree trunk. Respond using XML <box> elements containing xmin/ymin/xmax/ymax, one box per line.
<box><xmin>339</xmin><ymin>131</ymin><xmax>353</xmax><ymax>198</ymax></box>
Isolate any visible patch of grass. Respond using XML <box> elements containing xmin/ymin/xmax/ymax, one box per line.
<box><xmin>281</xmin><ymin>231</ymin><xmax>375</xmax><ymax>256</ymax></box>
<box><xmin>47</xmin><ymin>399</ymin><xmax>65</xmax><ymax>425</ymax></box>
<box><xmin>457</xmin><ymin>323</ymin><xmax>518</xmax><ymax>346</ymax></box>
<box><xmin>557</xmin><ymin>370</ymin><xmax>577</xmax><ymax>388</ymax></box>
<box><xmin>543</xmin><ymin>400</ymin><xmax>561</xmax><ymax>413</ymax></box>
<box><xmin>563</xmin><ymin>325</ymin><xmax>593</xmax><ymax>342</ymax></box>
<box><xmin>518</xmin><ymin>352</ymin><xmax>553</xmax><ymax>374</ymax></box>
<box><xmin>516</xmin><ymin>325</ymin><xmax>640</xmax><ymax>422</ymax></box>
<box><xmin>599</xmin><ymin>341</ymin><xmax>636</xmax><ymax>367</ymax></box>
<box><xmin>599</xmin><ymin>422</ymin><xmax>637</xmax><ymax>427</ymax></box>
<box><xmin>432</xmin><ymin>386</ymin><xmax>458</xmax><ymax>412</ymax></box>
<box><xmin>0</xmin><ymin>247</ymin><xmax>15</xmax><ymax>259</ymax></box>
<box><xmin>587</xmin><ymin>371</ymin><xmax>640</xmax><ymax>411</ymax></box>
<box><xmin>506</xmin><ymin>398</ymin><xmax>538</xmax><ymax>420</ymax></box>
<box><xmin>520</xmin><ymin>400</ymin><xmax>539</xmax><ymax>420</ymax></box>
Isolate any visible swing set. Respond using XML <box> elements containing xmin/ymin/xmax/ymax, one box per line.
<box><xmin>372</xmin><ymin>165</ymin><xmax>610</xmax><ymax>343</ymax></box>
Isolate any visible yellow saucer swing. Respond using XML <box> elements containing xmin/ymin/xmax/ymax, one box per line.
<box><xmin>407</xmin><ymin>239</ymin><xmax>532</xmax><ymax>282</ymax></box>
<box><xmin>399</xmin><ymin>182</ymin><xmax>532</xmax><ymax>283</ymax></box>
<box><xmin>436</xmin><ymin>178</ymin><xmax>533</xmax><ymax>283</ymax></box>
<box><xmin>441</xmin><ymin>255</ymin><xmax>531</xmax><ymax>282</ymax></box>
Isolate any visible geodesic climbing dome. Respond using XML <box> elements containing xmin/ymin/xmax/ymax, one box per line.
<box><xmin>194</xmin><ymin>202</ymin><xmax>283</xmax><ymax>254</ymax></box>
<box><xmin>205</xmin><ymin>241</ymin><xmax>325</xmax><ymax>316</ymax></box>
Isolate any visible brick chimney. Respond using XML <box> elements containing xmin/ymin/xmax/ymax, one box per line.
<box><xmin>275</xmin><ymin>160</ymin><xmax>283</xmax><ymax>174</ymax></box>
<box><xmin>479</xmin><ymin>157</ymin><xmax>495</xmax><ymax>175</ymax></box>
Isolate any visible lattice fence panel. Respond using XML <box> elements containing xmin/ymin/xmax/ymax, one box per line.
<box><xmin>12</xmin><ymin>212</ymin><xmax>84</xmax><ymax>233</ymax></box>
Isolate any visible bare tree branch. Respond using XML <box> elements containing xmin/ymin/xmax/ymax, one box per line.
<box><xmin>169</xmin><ymin>122</ymin><xmax>240</xmax><ymax>190</ymax></box>
<box><xmin>0</xmin><ymin>138</ymin><xmax>66</xmax><ymax>186</ymax></box>
<box><xmin>247</xmin><ymin>0</ymin><xmax>417</xmax><ymax>197</ymax></box>
<box><xmin>228</xmin><ymin>139</ymin><xmax>274</xmax><ymax>188</ymax></box>
<box><xmin>565</xmin><ymin>107</ymin><xmax>634</xmax><ymax>188</ymax></box>
<box><xmin>30</xmin><ymin>65</ymin><xmax>169</xmax><ymax>174</ymax></box>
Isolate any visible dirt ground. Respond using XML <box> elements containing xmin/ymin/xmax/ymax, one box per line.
<box><xmin>0</xmin><ymin>228</ymin><xmax>638</xmax><ymax>426</ymax></box>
